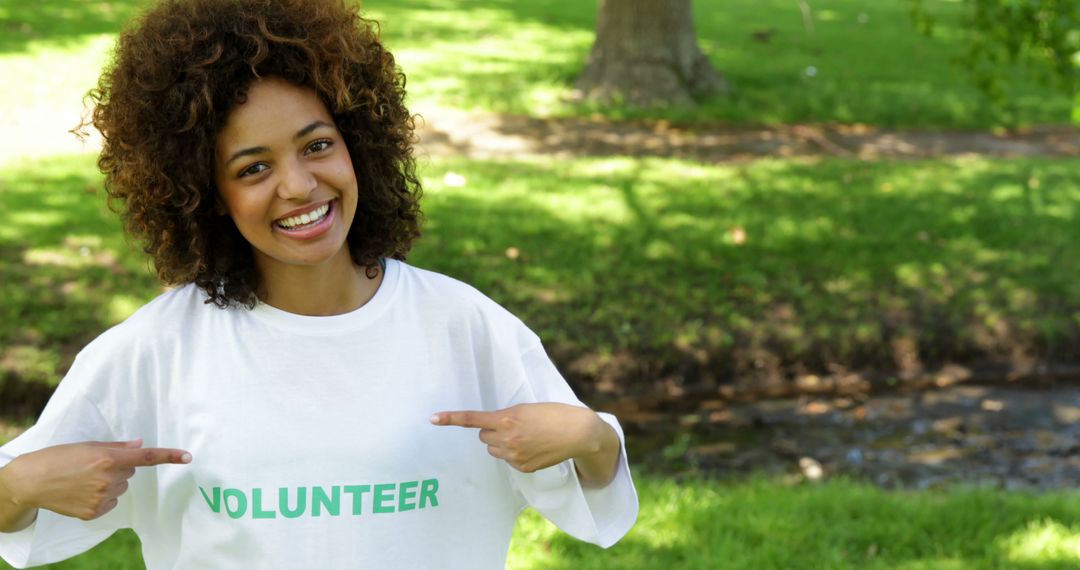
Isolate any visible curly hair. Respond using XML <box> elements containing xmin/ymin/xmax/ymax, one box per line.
<box><xmin>86</xmin><ymin>0</ymin><xmax>422</xmax><ymax>308</ymax></box>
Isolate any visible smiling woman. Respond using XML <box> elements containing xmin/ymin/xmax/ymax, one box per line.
<box><xmin>0</xmin><ymin>0</ymin><xmax>637</xmax><ymax>568</ymax></box>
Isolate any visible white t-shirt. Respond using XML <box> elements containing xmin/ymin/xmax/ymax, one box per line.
<box><xmin>0</xmin><ymin>259</ymin><xmax>638</xmax><ymax>569</ymax></box>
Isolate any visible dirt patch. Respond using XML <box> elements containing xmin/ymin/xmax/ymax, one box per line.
<box><xmin>415</xmin><ymin>107</ymin><xmax>1080</xmax><ymax>162</ymax></box>
<box><xmin>624</xmin><ymin>383</ymin><xmax>1080</xmax><ymax>492</ymax></box>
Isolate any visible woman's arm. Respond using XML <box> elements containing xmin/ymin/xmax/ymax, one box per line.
<box><xmin>0</xmin><ymin>467</ymin><xmax>37</xmax><ymax>533</ymax></box>
<box><xmin>431</xmin><ymin>403</ymin><xmax>622</xmax><ymax>487</ymax></box>
<box><xmin>0</xmin><ymin>440</ymin><xmax>191</xmax><ymax>533</ymax></box>
<box><xmin>570</xmin><ymin>415</ymin><xmax>621</xmax><ymax>488</ymax></box>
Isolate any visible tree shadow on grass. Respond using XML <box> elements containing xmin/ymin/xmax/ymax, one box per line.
<box><xmin>0</xmin><ymin>155</ymin><xmax>159</xmax><ymax>426</ymax></box>
<box><xmin>413</xmin><ymin>155</ymin><xmax>1080</xmax><ymax>402</ymax></box>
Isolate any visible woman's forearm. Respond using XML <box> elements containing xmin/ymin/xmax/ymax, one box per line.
<box><xmin>572</xmin><ymin>416</ymin><xmax>621</xmax><ymax>489</ymax></box>
<box><xmin>0</xmin><ymin>465</ymin><xmax>38</xmax><ymax>533</ymax></box>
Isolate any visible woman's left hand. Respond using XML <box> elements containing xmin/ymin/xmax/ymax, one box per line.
<box><xmin>430</xmin><ymin>403</ymin><xmax>613</xmax><ymax>477</ymax></box>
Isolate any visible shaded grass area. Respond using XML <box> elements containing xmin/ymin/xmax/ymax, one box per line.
<box><xmin>4</xmin><ymin>476</ymin><xmax>1078</xmax><ymax>569</ymax></box>
<box><xmin>0</xmin><ymin>0</ymin><xmax>1070</xmax><ymax>146</ymax></box>
<box><xmin>0</xmin><ymin>155</ymin><xmax>159</xmax><ymax>416</ymax></box>
<box><xmin>1</xmin><ymin>154</ymin><xmax>1078</xmax><ymax>412</ymax></box>
<box><xmin>412</xmin><ymin>155</ymin><xmax>1080</xmax><ymax>396</ymax></box>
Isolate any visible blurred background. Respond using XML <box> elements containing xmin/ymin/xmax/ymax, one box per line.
<box><xmin>0</xmin><ymin>0</ymin><xmax>1078</xmax><ymax>568</ymax></box>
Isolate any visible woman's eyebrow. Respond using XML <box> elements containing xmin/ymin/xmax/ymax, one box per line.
<box><xmin>224</xmin><ymin>121</ymin><xmax>333</xmax><ymax>167</ymax></box>
<box><xmin>225</xmin><ymin>145</ymin><xmax>270</xmax><ymax>167</ymax></box>
<box><xmin>292</xmin><ymin>120</ymin><xmax>332</xmax><ymax>141</ymax></box>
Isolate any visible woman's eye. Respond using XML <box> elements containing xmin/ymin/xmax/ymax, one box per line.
<box><xmin>239</xmin><ymin>163</ymin><xmax>268</xmax><ymax>178</ymax></box>
<box><xmin>306</xmin><ymin>139</ymin><xmax>332</xmax><ymax>154</ymax></box>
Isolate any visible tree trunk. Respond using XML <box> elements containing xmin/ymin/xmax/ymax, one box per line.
<box><xmin>575</xmin><ymin>0</ymin><xmax>728</xmax><ymax>107</ymax></box>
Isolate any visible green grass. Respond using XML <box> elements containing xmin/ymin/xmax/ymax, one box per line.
<box><xmin>412</xmin><ymin>155</ymin><xmax>1080</xmax><ymax>383</ymax></box>
<box><xmin>0</xmin><ymin>154</ymin><xmax>161</xmax><ymax>393</ymax></box>
<box><xmin>4</xmin><ymin>476</ymin><xmax>1079</xmax><ymax>569</ymax></box>
<box><xmin>369</xmin><ymin>0</ymin><xmax>1073</xmax><ymax>127</ymax></box>
<box><xmin>2</xmin><ymin>153</ymin><xmax>1078</xmax><ymax>400</ymax></box>
<box><xmin>445</xmin><ymin>155</ymin><xmax>1077</xmax><ymax>385</ymax></box>
<box><xmin>0</xmin><ymin>529</ymin><xmax>144</xmax><ymax>570</ymax></box>
<box><xmin>0</xmin><ymin>0</ymin><xmax>1071</xmax><ymax>154</ymax></box>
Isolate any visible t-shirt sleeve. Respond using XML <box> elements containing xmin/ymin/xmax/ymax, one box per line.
<box><xmin>502</xmin><ymin>343</ymin><xmax>639</xmax><ymax>549</ymax></box>
<box><xmin>0</xmin><ymin>356</ymin><xmax>133</xmax><ymax>568</ymax></box>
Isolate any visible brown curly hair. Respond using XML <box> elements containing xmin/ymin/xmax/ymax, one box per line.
<box><xmin>86</xmin><ymin>0</ymin><xmax>422</xmax><ymax>308</ymax></box>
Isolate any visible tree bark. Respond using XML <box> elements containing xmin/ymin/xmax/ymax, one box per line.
<box><xmin>575</xmin><ymin>0</ymin><xmax>728</xmax><ymax>107</ymax></box>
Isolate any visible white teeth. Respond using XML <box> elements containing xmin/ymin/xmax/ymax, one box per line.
<box><xmin>277</xmin><ymin>203</ymin><xmax>330</xmax><ymax>229</ymax></box>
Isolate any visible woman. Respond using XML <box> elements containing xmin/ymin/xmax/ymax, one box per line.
<box><xmin>0</xmin><ymin>0</ymin><xmax>638</xmax><ymax>567</ymax></box>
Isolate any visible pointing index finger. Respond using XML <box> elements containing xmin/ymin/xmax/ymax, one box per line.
<box><xmin>431</xmin><ymin>410</ymin><xmax>500</xmax><ymax>429</ymax></box>
<box><xmin>112</xmin><ymin>447</ymin><xmax>193</xmax><ymax>468</ymax></box>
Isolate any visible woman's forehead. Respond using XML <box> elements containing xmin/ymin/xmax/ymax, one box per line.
<box><xmin>216</xmin><ymin>78</ymin><xmax>335</xmax><ymax>148</ymax></box>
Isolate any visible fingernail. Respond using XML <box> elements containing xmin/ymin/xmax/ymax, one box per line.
<box><xmin>180</xmin><ymin>453</ymin><xmax>192</xmax><ymax>464</ymax></box>
<box><xmin>429</xmin><ymin>414</ymin><xmax>441</xmax><ymax>424</ymax></box>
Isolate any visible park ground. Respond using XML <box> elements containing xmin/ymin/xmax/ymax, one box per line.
<box><xmin>1</xmin><ymin>0</ymin><xmax>1079</xmax><ymax>568</ymax></box>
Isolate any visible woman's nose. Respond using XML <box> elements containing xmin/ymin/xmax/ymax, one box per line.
<box><xmin>277</xmin><ymin>158</ymin><xmax>317</xmax><ymax>200</ymax></box>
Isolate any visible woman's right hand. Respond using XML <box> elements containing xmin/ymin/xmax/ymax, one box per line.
<box><xmin>0</xmin><ymin>439</ymin><xmax>191</xmax><ymax>522</ymax></box>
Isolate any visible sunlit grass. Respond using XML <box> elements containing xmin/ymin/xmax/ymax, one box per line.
<box><xmin>506</xmin><ymin>477</ymin><xmax>1080</xmax><ymax>569</ymax></box>
<box><xmin>998</xmin><ymin>519</ymin><xmax>1080</xmax><ymax>566</ymax></box>
<box><xmin>0</xmin><ymin>33</ymin><xmax>114</xmax><ymax>165</ymax></box>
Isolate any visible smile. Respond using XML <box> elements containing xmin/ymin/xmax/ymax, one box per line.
<box><xmin>275</xmin><ymin>202</ymin><xmax>331</xmax><ymax>230</ymax></box>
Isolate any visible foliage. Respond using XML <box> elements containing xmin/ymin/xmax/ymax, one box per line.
<box><xmin>909</xmin><ymin>0</ymin><xmax>1079</xmax><ymax>123</ymax></box>
<box><xmin>5</xmin><ymin>475</ymin><xmax>1080</xmax><ymax>569</ymax></box>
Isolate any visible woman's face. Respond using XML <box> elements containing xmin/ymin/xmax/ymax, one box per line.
<box><xmin>213</xmin><ymin>77</ymin><xmax>358</xmax><ymax>279</ymax></box>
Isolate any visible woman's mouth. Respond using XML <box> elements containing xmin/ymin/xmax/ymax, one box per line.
<box><xmin>275</xmin><ymin>202</ymin><xmax>332</xmax><ymax>231</ymax></box>
<box><xmin>273</xmin><ymin>201</ymin><xmax>336</xmax><ymax>239</ymax></box>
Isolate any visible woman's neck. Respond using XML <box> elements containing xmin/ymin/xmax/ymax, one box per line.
<box><xmin>253</xmin><ymin>249</ymin><xmax>383</xmax><ymax>316</ymax></box>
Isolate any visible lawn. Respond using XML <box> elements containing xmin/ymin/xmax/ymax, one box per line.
<box><xmin>368</xmin><ymin>0</ymin><xmax>1073</xmax><ymax>127</ymax></box>
<box><xmin>7</xmin><ymin>1</ymin><xmax>1076</xmax><ymax>396</ymax></box>
<box><xmin>2</xmin><ymin>153</ymin><xmax>1078</xmax><ymax>403</ymax></box>
<box><xmin>3</xmin><ymin>475</ymin><xmax>1079</xmax><ymax>569</ymax></box>
<box><xmin>0</xmin><ymin>0</ymin><xmax>1072</xmax><ymax>153</ymax></box>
